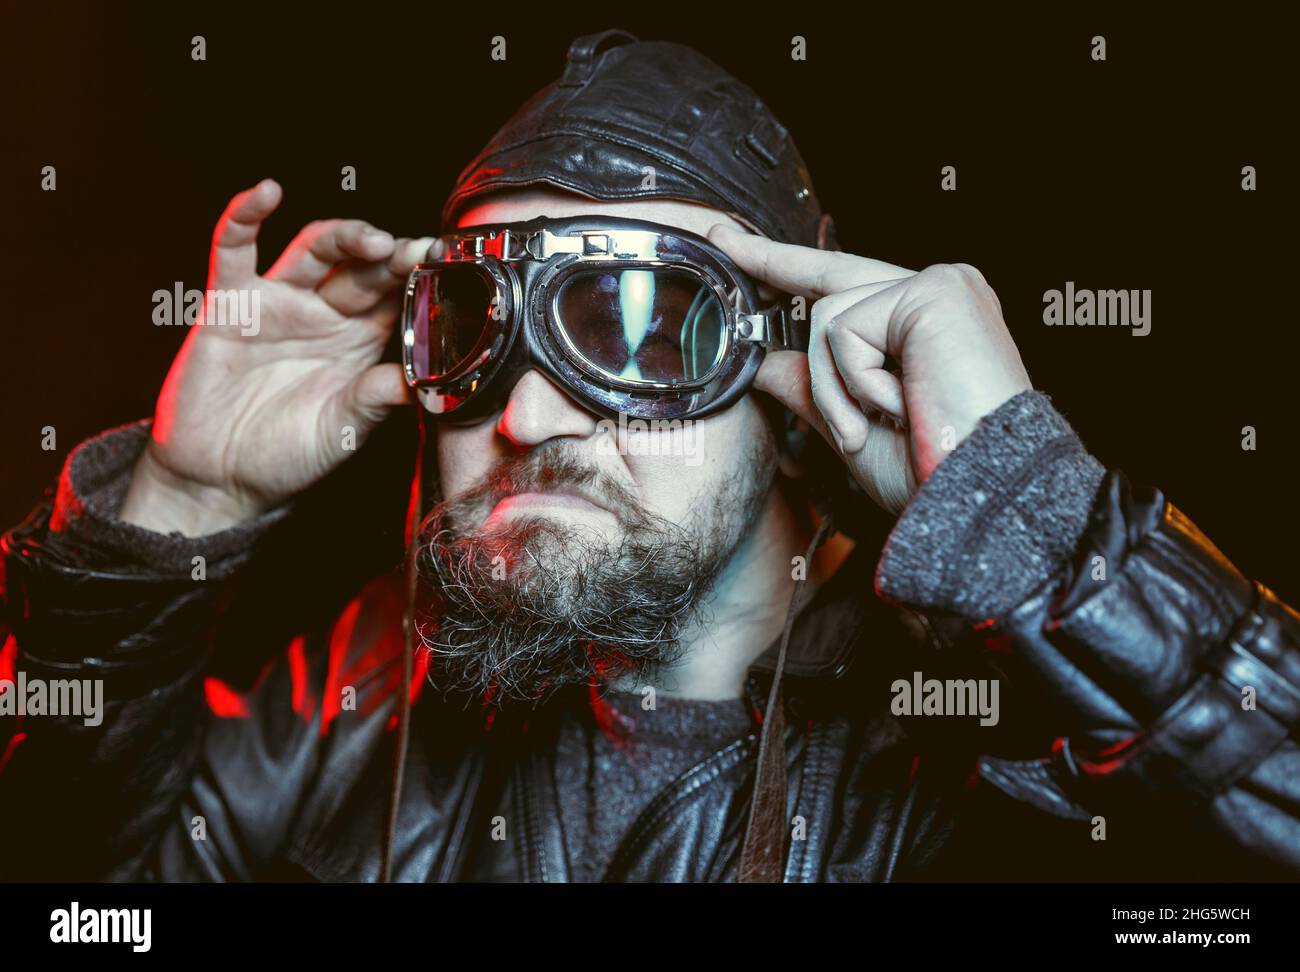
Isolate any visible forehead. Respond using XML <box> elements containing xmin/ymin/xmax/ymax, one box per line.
<box><xmin>453</xmin><ymin>187</ymin><xmax>754</xmax><ymax>239</ymax></box>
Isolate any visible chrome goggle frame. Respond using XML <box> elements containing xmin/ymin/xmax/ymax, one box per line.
<box><xmin>401</xmin><ymin>215</ymin><xmax>805</xmax><ymax>423</ymax></box>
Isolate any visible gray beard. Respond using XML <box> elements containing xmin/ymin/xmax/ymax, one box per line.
<box><xmin>414</xmin><ymin>442</ymin><xmax>771</xmax><ymax>706</ymax></box>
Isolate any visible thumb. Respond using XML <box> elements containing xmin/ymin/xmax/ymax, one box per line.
<box><xmin>756</xmin><ymin>350</ymin><xmax>918</xmax><ymax>515</ymax></box>
<box><xmin>350</xmin><ymin>362</ymin><xmax>415</xmax><ymax>424</ymax></box>
<box><xmin>753</xmin><ymin>351</ymin><xmax>835</xmax><ymax>448</ymax></box>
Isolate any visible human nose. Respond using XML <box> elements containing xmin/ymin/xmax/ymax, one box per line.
<box><xmin>495</xmin><ymin>368</ymin><xmax>602</xmax><ymax>449</ymax></box>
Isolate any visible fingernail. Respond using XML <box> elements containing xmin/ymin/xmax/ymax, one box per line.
<box><xmin>827</xmin><ymin>420</ymin><xmax>845</xmax><ymax>452</ymax></box>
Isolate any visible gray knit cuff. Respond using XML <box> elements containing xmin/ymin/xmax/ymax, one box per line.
<box><xmin>49</xmin><ymin>420</ymin><xmax>289</xmax><ymax>578</ymax></box>
<box><xmin>874</xmin><ymin>390</ymin><xmax>1106</xmax><ymax>620</ymax></box>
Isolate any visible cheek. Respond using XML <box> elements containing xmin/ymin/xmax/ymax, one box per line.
<box><xmin>435</xmin><ymin>422</ymin><xmax>500</xmax><ymax>498</ymax></box>
<box><xmin>622</xmin><ymin>398</ymin><xmax>768</xmax><ymax>521</ymax></box>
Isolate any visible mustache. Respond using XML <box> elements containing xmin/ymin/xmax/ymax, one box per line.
<box><xmin>431</xmin><ymin>444</ymin><xmax>651</xmax><ymax>534</ymax></box>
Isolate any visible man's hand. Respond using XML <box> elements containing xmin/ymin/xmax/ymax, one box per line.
<box><xmin>120</xmin><ymin>178</ymin><xmax>438</xmax><ymax>535</ymax></box>
<box><xmin>708</xmin><ymin>225</ymin><xmax>1032</xmax><ymax>515</ymax></box>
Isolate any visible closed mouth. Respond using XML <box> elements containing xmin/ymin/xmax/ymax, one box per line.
<box><xmin>492</xmin><ymin>488</ymin><xmax>612</xmax><ymax>517</ymax></box>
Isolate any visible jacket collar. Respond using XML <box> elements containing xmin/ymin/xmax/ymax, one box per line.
<box><xmin>747</xmin><ymin>539</ymin><xmax>894</xmax><ymax>682</ymax></box>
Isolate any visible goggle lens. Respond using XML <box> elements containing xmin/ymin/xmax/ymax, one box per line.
<box><xmin>407</xmin><ymin>265</ymin><xmax>497</xmax><ymax>381</ymax></box>
<box><xmin>553</xmin><ymin>268</ymin><xmax>726</xmax><ymax>385</ymax></box>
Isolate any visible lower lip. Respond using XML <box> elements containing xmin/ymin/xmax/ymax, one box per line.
<box><xmin>493</xmin><ymin>492</ymin><xmax>608</xmax><ymax>515</ymax></box>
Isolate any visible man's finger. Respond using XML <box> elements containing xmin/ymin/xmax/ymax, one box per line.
<box><xmin>388</xmin><ymin>236</ymin><xmax>441</xmax><ymax>274</ymax></box>
<box><xmin>267</xmin><ymin>219</ymin><xmax>396</xmax><ymax>288</ymax></box>
<box><xmin>804</xmin><ymin>283</ymin><xmax>898</xmax><ymax>454</ymax></box>
<box><xmin>707</xmin><ymin>224</ymin><xmax>912</xmax><ymax>299</ymax></box>
<box><xmin>827</xmin><ymin>325</ymin><xmax>907</xmax><ymax>422</ymax></box>
<box><xmin>826</xmin><ymin>279</ymin><xmax>915</xmax><ymax>361</ymax></box>
<box><xmin>752</xmin><ymin>348</ymin><xmax>868</xmax><ymax>458</ymax></box>
<box><xmin>317</xmin><ymin>237</ymin><xmax>436</xmax><ymax>316</ymax></box>
<box><xmin>753</xmin><ymin>352</ymin><xmax>833</xmax><ymax>446</ymax></box>
<box><xmin>317</xmin><ymin>259</ymin><xmax>402</xmax><ymax>317</ymax></box>
<box><xmin>808</xmin><ymin>279</ymin><xmax>920</xmax><ymax>452</ymax></box>
<box><xmin>210</xmin><ymin>178</ymin><xmax>282</xmax><ymax>284</ymax></box>
<box><xmin>349</xmin><ymin>362</ymin><xmax>415</xmax><ymax>424</ymax></box>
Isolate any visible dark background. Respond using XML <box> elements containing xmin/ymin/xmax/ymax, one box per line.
<box><xmin>4</xmin><ymin>3</ymin><xmax>1296</xmax><ymax>625</ymax></box>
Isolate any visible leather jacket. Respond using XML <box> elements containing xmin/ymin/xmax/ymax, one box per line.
<box><xmin>2</xmin><ymin>439</ymin><xmax>1298</xmax><ymax>882</ymax></box>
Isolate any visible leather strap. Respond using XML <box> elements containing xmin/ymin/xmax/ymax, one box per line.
<box><xmin>777</xmin><ymin>296</ymin><xmax>810</xmax><ymax>354</ymax></box>
<box><xmin>738</xmin><ymin>512</ymin><xmax>835</xmax><ymax>882</ymax></box>
<box><xmin>559</xmin><ymin>30</ymin><xmax>638</xmax><ymax>87</ymax></box>
<box><xmin>381</xmin><ymin>421</ymin><xmax>426</xmax><ymax>883</ymax></box>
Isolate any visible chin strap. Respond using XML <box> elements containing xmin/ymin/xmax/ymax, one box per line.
<box><xmin>381</xmin><ymin>420</ymin><xmax>426</xmax><ymax>883</ymax></box>
<box><xmin>738</xmin><ymin>510</ymin><xmax>835</xmax><ymax>882</ymax></box>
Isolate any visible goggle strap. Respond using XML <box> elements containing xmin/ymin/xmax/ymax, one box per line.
<box><xmin>738</xmin><ymin>298</ymin><xmax>809</xmax><ymax>354</ymax></box>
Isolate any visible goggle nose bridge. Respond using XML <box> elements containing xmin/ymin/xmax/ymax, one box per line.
<box><xmin>454</xmin><ymin>227</ymin><xmax>677</xmax><ymax>263</ymax></box>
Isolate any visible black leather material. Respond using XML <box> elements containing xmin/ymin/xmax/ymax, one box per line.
<box><xmin>3</xmin><ymin>471</ymin><xmax>1299</xmax><ymax>881</ymax></box>
<box><xmin>440</xmin><ymin>30</ymin><xmax>828</xmax><ymax>248</ymax></box>
<box><xmin>0</xmin><ymin>502</ymin><xmax>228</xmax><ymax>692</ymax></box>
<box><xmin>980</xmin><ymin>475</ymin><xmax>1300</xmax><ymax>872</ymax></box>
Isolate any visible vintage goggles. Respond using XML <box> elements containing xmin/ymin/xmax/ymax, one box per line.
<box><xmin>401</xmin><ymin>215</ymin><xmax>806</xmax><ymax>423</ymax></box>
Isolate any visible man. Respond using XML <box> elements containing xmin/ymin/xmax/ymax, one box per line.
<box><xmin>1</xmin><ymin>30</ymin><xmax>1297</xmax><ymax>882</ymax></box>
